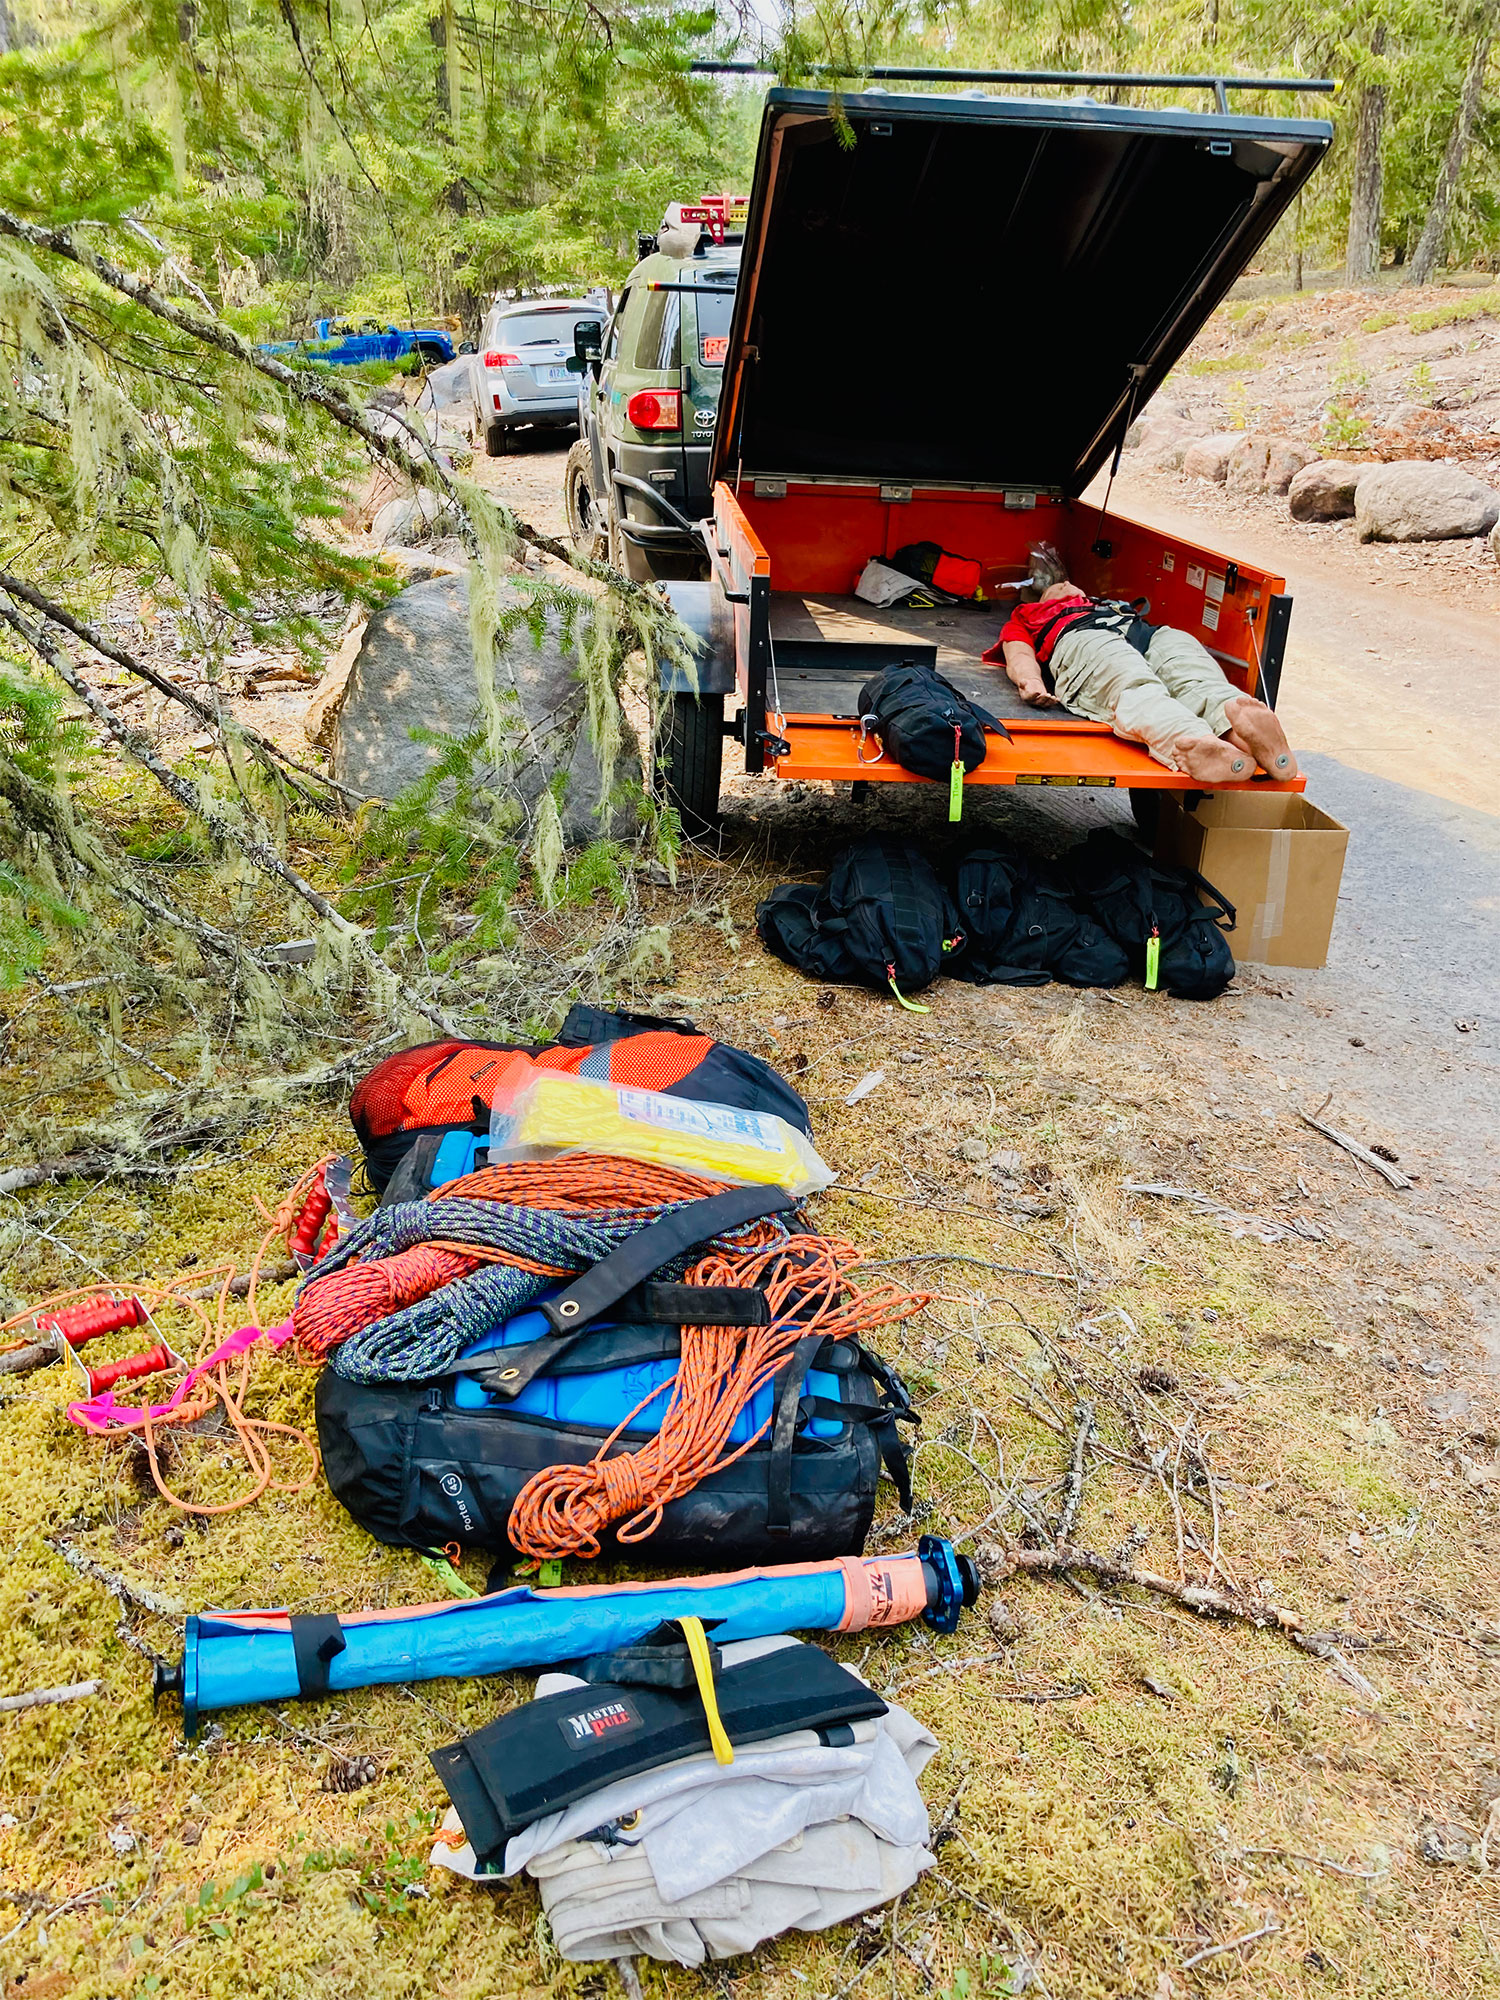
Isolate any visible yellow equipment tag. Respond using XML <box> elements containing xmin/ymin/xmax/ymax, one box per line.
<box><xmin>949</xmin><ymin>761</ymin><xmax>964</xmax><ymax>822</ymax></box>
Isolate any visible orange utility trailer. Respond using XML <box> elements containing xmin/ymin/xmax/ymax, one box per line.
<box><xmin>653</xmin><ymin>81</ymin><xmax>1331</xmax><ymax>832</ymax></box>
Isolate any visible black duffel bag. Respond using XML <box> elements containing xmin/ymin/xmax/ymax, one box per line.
<box><xmin>757</xmin><ymin>838</ymin><xmax>966</xmax><ymax>1006</ymax></box>
<box><xmin>857</xmin><ymin>662</ymin><xmax>1004</xmax><ymax>783</ymax></box>
<box><xmin>948</xmin><ymin>846</ymin><xmax>1130</xmax><ymax>988</ymax></box>
<box><xmin>315</xmin><ymin>1322</ymin><xmax>916</xmax><ymax>1568</ymax></box>
<box><xmin>1063</xmin><ymin>829</ymin><xmax>1237</xmax><ymax>1000</ymax></box>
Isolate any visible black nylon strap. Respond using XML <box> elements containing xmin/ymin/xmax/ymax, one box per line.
<box><xmin>766</xmin><ymin>1331</ymin><xmax>827</xmax><ymax>1537</ymax></box>
<box><xmin>630</xmin><ymin>1283</ymin><xmax>771</xmax><ymax>1326</ymax></box>
<box><xmin>540</xmin><ymin>1186</ymin><xmax>798</xmax><ymax>1336</ymax></box>
<box><xmin>452</xmin><ymin>1332</ymin><xmax>590</xmax><ymax>1397</ymax></box>
<box><xmin>962</xmin><ymin>695</ymin><xmax>1012</xmax><ymax>741</ymax></box>
<box><xmin>449</xmin><ymin>1287</ymin><xmax>774</xmax><ymax>1400</ymax></box>
<box><xmin>873</xmin><ymin>1416</ymin><xmax>915</xmax><ymax>1512</ymax></box>
<box><xmin>289</xmin><ymin>1613</ymin><xmax>346</xmax><ymax>1699</ymax></box>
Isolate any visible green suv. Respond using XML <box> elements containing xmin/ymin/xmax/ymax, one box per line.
<box><xmin>564</xmin><ymin>206</ymin><xmax>741</xmax><ymax>583</ymax></box>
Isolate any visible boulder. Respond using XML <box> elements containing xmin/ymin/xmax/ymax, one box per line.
<box><xmin>371</xmin><ymin>487</ymin><xmax>461</xmax><ymax>548</ymax></box>
<box><xmin>341</xmin><ymin>462</ymin><xmax>404</xmax><ymax>531</ymax></box>
<box><xmin>1355</xmin><ymin>461</ymin><xmax>1500</xmax><ymax>542</ymax></box>
<box><xmin>329</xmin><ymin>573</ymin><xmax>638</xmax><ymax>843</ymax></box>
<box><xmin>1224</xmin><ymin>435</ymin><xmax>1271</xmax><ymax>493</ymax></box>
<box><xmin>1385</xmin><ymin>401</ymin><xmax>1446</xmax><ymax>435</ymax></box>
<box><xmin>1182</xmin><ymin>432</ymin><xmax>1242</xmax><ymax>484</ymax></box>
<box><xmin>1265</xmin><ymin>437</ymin><xmax>1317</xmax><ymax>495</ymax></box>
<box><xmin>1287</xmin><ymin>459</ymin><xmax>1362</xmax><ymax>522</ymax></box>
<box><xmin>1132</xmin><ymin>417</ymin><xmax>1196</xmax><ymax>471</ymax></box>
<box><xmin>415</xmin><ymin>356</ymin><xmax>477</xmax><ymax>413</ymax></box>
<box><xmin>1492</xmin><ymin>519</ymin><xmax>1500</xmax><ymax>566</ymax></box>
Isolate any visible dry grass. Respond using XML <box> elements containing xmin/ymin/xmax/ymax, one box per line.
<box><xmin>1</xmin><ymin>850</ymin><xmax>1498</xmax><ymax>2000</ymax></box>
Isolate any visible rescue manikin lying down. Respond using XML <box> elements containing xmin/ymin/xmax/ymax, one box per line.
<box><xmin>986</xmin><ymin>544</ymin><xmax>1300</xmax><ymax>787</ymax></box>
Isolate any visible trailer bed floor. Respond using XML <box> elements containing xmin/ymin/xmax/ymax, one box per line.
<box><xmin>768</xmin><ymin>593</ymin><xmax>1087</xmax><ymax>723</ymax></box>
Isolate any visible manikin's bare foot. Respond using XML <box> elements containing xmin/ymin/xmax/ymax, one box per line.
<box><xmin>1172</xmin><ymin>733</ymin><xmax>1253</xmax><ymax>783</ymax></box>
<box><xmin>1224</xmin><ymin>696</ymin><xmax>1299</xmax><ymax>779</ymax></box>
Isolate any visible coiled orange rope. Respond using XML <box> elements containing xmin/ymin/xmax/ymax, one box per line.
<box><xmin>507</xmin><ymin>1234</ymin><xmax>929</xmax><ymax>1560</ymax></box>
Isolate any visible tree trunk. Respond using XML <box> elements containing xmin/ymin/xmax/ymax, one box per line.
<box><xmin>1346</xmin><ymin>24</ymin><xmax>1388</xmax><ymax>286</ymax></box>
<box><xmin>1407</xmin><ymin>6</ymin><xmax>1497</xmax><ymax>285</ymax></box>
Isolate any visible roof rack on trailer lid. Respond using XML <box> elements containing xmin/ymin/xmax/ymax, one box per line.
<box><xmin>689</xmin><ymin>63</ymin><xmax>1336</xmax><ymax>117</ymax></box>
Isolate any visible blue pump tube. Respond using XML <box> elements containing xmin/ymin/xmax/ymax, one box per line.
<box><xmin>156</xmin><ymin>1538</ymin><xmax>978</xmax><ymax>1735</ymax></box>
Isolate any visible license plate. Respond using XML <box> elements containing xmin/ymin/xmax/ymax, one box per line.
<box><xmin>543</xmin><ymin>366</ymin><xmax>572</xmax><ymax>384</ymax></box>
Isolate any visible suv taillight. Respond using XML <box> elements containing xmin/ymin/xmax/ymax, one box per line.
<box><xmin>626</xmin><ymin>389</ymin><xmax>681</xmax><ymax>431</ymax></box>
<box><xmin>484</xmin><ymin>350</ymin><xmax>518</xmax><ymax>368</ymax></box>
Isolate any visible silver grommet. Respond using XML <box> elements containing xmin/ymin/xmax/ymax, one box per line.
<box><xmin>559</xmin><ymin>1300</ymin><xmax>580</xmax><ymax>1318</ymax></box>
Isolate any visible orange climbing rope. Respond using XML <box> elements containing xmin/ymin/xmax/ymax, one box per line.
<box><xmin>507</xmin><ymin>1234</ymin><xmax>930</xmax><ymax>1561</ymax></box>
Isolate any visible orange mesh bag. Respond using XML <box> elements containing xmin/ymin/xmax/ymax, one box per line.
<box><xmin>350</xmin><ymin>1008</ymin><xmax>811</xmax><ymax>1194</ymax></box>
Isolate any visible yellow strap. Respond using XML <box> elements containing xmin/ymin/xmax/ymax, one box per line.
<box><xmin>680</xmin><ymin>1615</ymin><xmax>733</xmax><ymax>1765</ymax></box>
<box><xmin>888</xmin><ymin>975</ymin><xmax>930</xmax><ymax>1014</ymax></box>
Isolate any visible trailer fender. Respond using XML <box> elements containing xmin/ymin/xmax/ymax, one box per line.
<box><xmin>657</xmin><ymin>579</ymin><xmax>736</xmax><ymax>695</ymax></box>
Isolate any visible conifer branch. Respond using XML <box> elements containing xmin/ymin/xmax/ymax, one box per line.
<box><xmin>0</xmin><ymin>208</ymin><xmax>662</xmax><ymax>604</ymax></box>
<box><xmin>0</xmin><ymin>590</ymin><xmax>458</xmax><ymax>1036</ymax></box>
<box><xmin>0</xmin><ymin>567</ymin><xmax>365</xmax><ymax>809</ymax></box>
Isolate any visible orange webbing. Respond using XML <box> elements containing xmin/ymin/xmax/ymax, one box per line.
<box><xmin>10</xmin><ymin>1157</ymin><xmax>330</xmax><ymax>1518</ymax></box>
<box><xmin>507</xmin><ymin>1237</ymin><xmax>930</xmax><ymax>1561</ymax></box>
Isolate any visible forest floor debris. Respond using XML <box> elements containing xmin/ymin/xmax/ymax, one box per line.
<box><xmin>1</xmin><ymin>824</ymin><xmax>1497</xmax><ymax>2000</ymax></box>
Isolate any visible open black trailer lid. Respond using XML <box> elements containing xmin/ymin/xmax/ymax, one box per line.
<box><xmin>711</xmin><ymin>87</ymin><xmax>1330</xmax><ymax>496</ymax></box>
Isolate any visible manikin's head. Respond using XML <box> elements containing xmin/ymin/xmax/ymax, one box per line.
<box><xmin>1025</xmin><ymin>543</ymin><xmax>1077</xmax><ymax>603</ymax></box>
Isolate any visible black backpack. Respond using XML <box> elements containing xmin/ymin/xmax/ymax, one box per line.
<box><xmin>948</xmin><ymin>848</ymin><xmax>1130</xmax><ymax>988</ymax></box>
<box><xmin>1064</xmin><ymin>830</ymin><xmax>1237</xmax><ymax>1001</ymax></box>
<box><xmin>857</xmin><ymin>662</ymin><xmax>1005</xmax><ymax>788</ymax></box>
<box><xmin>757</xmin><ymin>839</ymin><xmax>965</xmax><ymax>1008</ymax></box>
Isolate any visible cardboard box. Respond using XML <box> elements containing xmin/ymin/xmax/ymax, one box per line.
<box><xmin>1154</xmin><ymin>792</ymin><xmax>1349</xmax><ymax>969</ymax></box>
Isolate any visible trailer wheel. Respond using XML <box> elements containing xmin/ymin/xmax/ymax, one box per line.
<box><xmin>1128</xmin><ymin>789</ymin><xmax>1160</xmax><ymax>841</ymax></box>
<box><xmin>653</xmin><ymin>693</ymin><xmax>723</xmax><ymax>838</ymax></box>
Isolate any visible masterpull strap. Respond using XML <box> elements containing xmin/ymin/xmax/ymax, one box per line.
<box><xmin>450</xmin><ymin>1284</ymin><xmax>775</xmax><ymax>1399</ymax></box>
<box><xmin>540</xmin><ymin>1185</ymin><xmax>799</xmax><ymax>1335</ymax></box>
<box><xmin>289</xmin><ymin>1613</ymin><xmax>346</xmax><ymax>1699</ymax></box>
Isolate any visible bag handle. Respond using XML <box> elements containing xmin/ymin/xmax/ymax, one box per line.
<box><xmin>1176</xmin><ymin>865</ymin><xmax>1237</xmax><ymax>931</ymax></box>
<box><xmin>539</xmin><ymin>1185</ymin><xmax>799</xmax><ymax>1336</ymax></box>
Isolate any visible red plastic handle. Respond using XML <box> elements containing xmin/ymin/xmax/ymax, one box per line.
<box><xmin>291</xmin><ymin>1182</ymin><xmax>332</xmax><ymax>1255</ymax></box>
<box><xmin>85</xmin><ymin>1343</ymin><xmax>173</xmax><ymax>1394</ymax></box>
<box><xmin>39</xmin><ymin>1296</ymin><xmax>146</xmax><ymax>1348</ymax></box>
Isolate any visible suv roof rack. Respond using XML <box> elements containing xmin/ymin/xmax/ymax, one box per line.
<box><xmin>688</xmin><ymin>64</ymin><xmax>1335</xmax><ymax>117</ymax></box>
<box><xmin>641</xmin><ymin>194</ymin><xmax>751</xmax><ymax>264</ymax></box>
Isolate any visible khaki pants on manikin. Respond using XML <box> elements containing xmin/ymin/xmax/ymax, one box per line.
<box><xmin>1048</xmin><ymin>623</ymin><xmax>1238</xmax><ymax>771</ymax></box>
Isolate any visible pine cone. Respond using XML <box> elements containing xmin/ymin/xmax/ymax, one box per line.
<box><xmin>321</xmin><ymin>1753</ymin><xmax>379</xmax><ymax>1793</ymax></box>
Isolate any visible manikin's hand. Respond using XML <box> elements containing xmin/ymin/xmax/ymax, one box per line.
<box><xmin>1014</xmin><ymin>677</ymin><xmax>1061</xmax><ymax>708</ymax></box>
